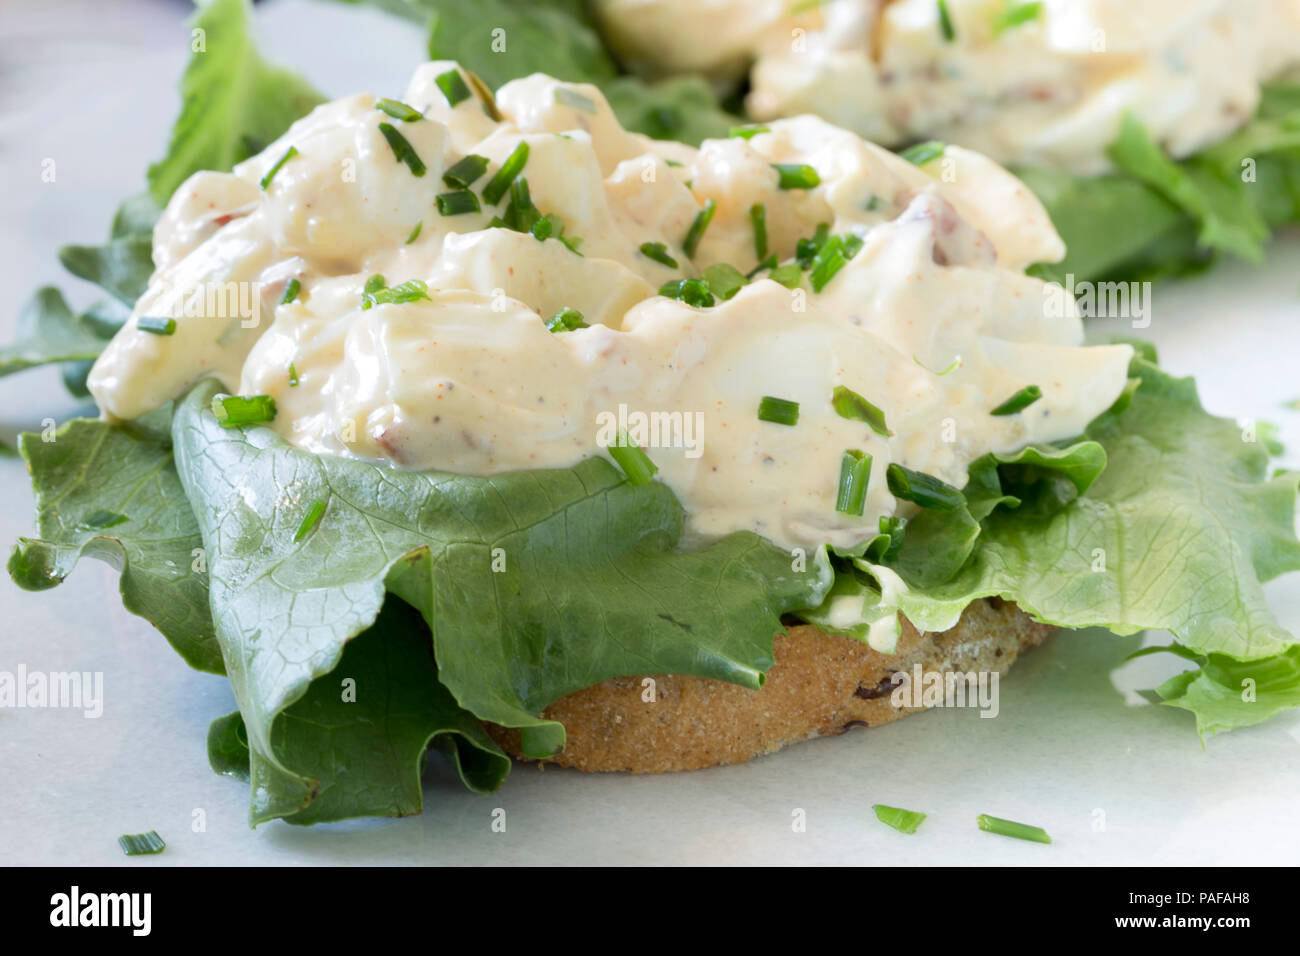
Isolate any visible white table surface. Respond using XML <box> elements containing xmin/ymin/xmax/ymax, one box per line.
<box><xmin>1</xmin><ymin>0</ymin><xmax>1298</xmax><ymax>866</ymax></box>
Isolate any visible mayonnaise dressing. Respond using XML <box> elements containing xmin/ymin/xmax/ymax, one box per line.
<box><xmin>87</xmin><ymin>62</ymin><xmax>1131</xmax><ymax>553</ymax></box>
<box><xmin>596</xmin><ymin>0</ymin><xmax>1300</xmax><ymax>174</ymax></box>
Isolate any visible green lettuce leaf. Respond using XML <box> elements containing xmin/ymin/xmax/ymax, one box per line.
<box><xmin>169</xmin><ymin>380</ymin><xmax>826</xmax><ymax>821</ymax></box>
<box><xmin>875</xmin><ymin>359</ymin><xmax>1300</xmax><ymax>735</ymax></box>
<box><xmin>7</xmin><ymin>413</ymin><xmax>222</xmax><ymax>674</ymax></box>
<box><xmin>0</xmin><ymin>288</ymin><xmax>115</xmax><ymax>381</ymax></box>
<box><xmin>146</xmin><ymin>0</ymin><xmax>326</xmax><ymax>204</ymax></box>
<box><xmin>1027</xmin><ymin>84</ymin><xmax>1300</xmax><ymax>284</ymax></box>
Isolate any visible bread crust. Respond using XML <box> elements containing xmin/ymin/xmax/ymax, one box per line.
<box><xmin>488</xmin><ymin>599</ymin><xmax>1052</xmax><ymax>773</ymax></box>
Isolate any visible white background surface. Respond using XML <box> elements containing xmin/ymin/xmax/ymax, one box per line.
<box><xmin>1</xmin><ymin>0</ymin><xmax>1299</xmax><ymax>866</ymax></box>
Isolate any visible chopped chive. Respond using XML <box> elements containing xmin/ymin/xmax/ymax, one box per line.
<box><xmin>836</xmin><ymin>450</ymin><xmax>872</xmax><ymax>516</ymax></box>
<box><xmin>442</xmin><ymin>153</ymin><xmax>489</xmax><ymax>189</ymax></box>
<box><xmin>682</xmin><ymin>198</ymin><xmax>716</xmax><ymax>259</ymax></box>
<box><xmin>559</xmin><ymin>235</ymin><xmax>584</xmax><ymax>256</ymax></box>
<box><xmin>294</xmin><ymin>499</ymin><xmax>327</xmax><ymax>542</ymax></box>
<box><xmin>990</xmin><ymin>384</ymin><xmax>1043</xmax><ymax>416</ymax></box>
<box><xmin>376</xmin><ymin>97</ymin><xmax>423</xmax><ymax>121</ymax></box>
<box><xmin>463</xmin><ymin>69</ymin><xmax>502</xmax><ymax>119</ymax></box>
<box><xmin>900</xmin><ymin>140</ymin><xmax>946</xmax><ymax>166</ymax></box>
<box><xmin>832</xmin><ymin>385</ymin><xmax>892</xmax><ymax>436</ymax></box>
<box><xmin>796</xmin><ymin>223</ymin><xmax>831</xmax><ymax>267</ymax></box>
<box><xmin>664</xmin><ymin>158</ymin><xmax>684</xmax><ymax>169</ymax></box>
<box><xmin>377</xmin><ymin>122</ymin><xmax>426</xmax><ymax>177</ymax></box>
<box><xmin>750</xmin><ymin>203</ymin><xmax>769</xmax><ymax>260</ymax></box>
<box><xmin>288</xmin><ymin>362</ymin><xmax>300</xmax><ymax>387</ymax></box>
<box><xmin>746</xmin><ymin>252</ymin><xmax>778</xmax><ymax>279</ymax></box>
<box><xmin>976</xmin><ymin>814</ymin><xmax>1051</xmax><ymax>844</ymax></box>
<box><xmin>809</xmin><ymin>238</ymin><xmax>849</xmax><ymax>292</ymax></box>
<box><xmin>118</xmin><ymin>831</ymin><xmax>165</xmax><ymax>856</ymax></box>
<box><xmin>437</xmin><ymin>189</ymin><xmax>481</xmax><ymax>216</ymax></box>
<box><xmin>259</xmin><ymin>145</ymin><xmax>298</xmax><ymax>190</ymax></box>
<box><xmin>362</xmin><ymin>279</ymin><xmax>431</xmax><ymax>309</ymax></box>
<box><xmin>730</xmin><ymin>124</ymin><xmax>770</xmax><ymax>140</ymax></box>
<box><xmin>554</xmin><ymin>87</ymin><xmax>597</xmax><ymax>112</ymax></box>
<box><xmin>280</xmin><ymin>278</ymin><xmax>301</xmax><ymax>304</ymax></box>
<box><xmin>658</xmin><ymin>277</ymin><xmax>715</xmax><ymax>308</ymax></box>
<box><xmin>137</xmin><ymin>316</ymin><xmax>176</xmax><ymax>336</ymax></box>
<box><xmin>211</xmin><ymin>394</ymin><xmax>277</xmax><ymax>428</ymax></box>
<box><xmin>758</xmin><ymin>396</ymin><xmax>799</xmax><ymax>426</ymax></box>
<box><xmin>865</xmin><ymin>194</ymin><xmax>885</xmax><ymax>211</ymax></box>
<box><xmin>886</xmin><ymin>463</ymin><xmax>963</xmax><ymax>510</ymax></box>
<box><xmin>531</xmin><ymin>216</ymin><xmax>555</xmax><ymax>240</ymax></box>
<box><xmin>435</xmin><ymin>68</ymin><xmax>472</xmax><ymax>107</ymax></box>
<box><xmin>405</xmin><ymin>221</ymin><xmax>423</xmax><ymax>244</ymax></box>
<box><xmin>364</xmin><ymin>274</ymin><xmax>387</xmax><ymax>295</ymax></box>
<box><xmin>773</xmin><ymin>163</ymin><xmax>821</xmax><ymax>190</ymax></box>
<box><xmin>702</xmin><ymin>263</ymin><xmax>747</xmax><ymax>301</ymax></box>
<box><xmin>871</xmin><ymin>514</ymin><xmax>907</xmax><ymax>561</ymax></box>
<box><xmin>992</xmin><ymin>1</ymin><xmax>1043</xmax><ymax>35</ymax></box>
<box><xmin>504</xmin><ymin>177</ymin><xmax>540</xmax><ymax>232</ymax></box>
<box><xmin>85</xmin><ymin>509</ymin><xmax>128</xmax><ymax>530</ymax></box>
<box><xmin>873</xmin><ymin>804</ymin><xmax>927</xmax><ymax>834</ymax></box>
<box><xmin>482</xmin><ymin>142</ymin><xmax>530</xmax><ymax>205</ymax></box>
<box><xmin>842</xmin><ymin>233</ymin><xmax>864</xmax><ymax>259</ymax></box>
<box><xmin>768</xmin><ymin>264</ymin><xmax>803</xmax><ymax>288</ymax></box>
<box><xmin>609</xmin><ymin>429</ymin><xmax>658</xmax><ymax>485</ymax></box>
<box><xmin>639</xmin><ymin>241</ymin><xmax>679</xmax><ymax>268</ymax></box>
<box><xmin>937</xmin><ymin>0</ymin><xmax>956</xmax><ymax>42</ymax></box>
<box><xmin>545</xmin><ymin>307</ymin><xmax>588</xmax><ymax>332</ymax></box>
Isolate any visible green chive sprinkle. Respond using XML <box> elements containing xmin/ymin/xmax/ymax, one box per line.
<box><xmin>211</xmin><ymin>394</ymin><xmax>277</xmax><ymax>428</ymax></box>
<box><xmin>937</xmin><ymin>0</ymin><xmax>956</xmax><ymax>42</ymax></box>
<box><xmin>865</xmin><ymin>195</ymin><xmax>885</xmax><ymax>212</ymax></box>
<box><xmin>773</xmin><ymin>163</ymin><xmax>821</xmax><ymax>190</ymax></box>
<box><xmin>531</xmin><ymin>216</ymin><xmax>555</xmax><ymax>240</ymax></box>
<box><xmin>639</xmin><ymin>241</ymin><xmax>679</xmax><ymax>268</ymax></box>
<box><xmin>682</xmin><ymin>198</ymin><xmax>717</xmax><ymax>259</ymax></box>
<box><xmin>836</xmin><ymin>450</ymin><xmax>872</xmax><ymax>516</ymax></box>
<box><xmin>362</xmin><ymin>279</ymin><xmax>431</xmax><ymax>309</ymax></box>
<box><xmin>280</xmin><ymin>278</ymin><xmax>301</xmax><ymax>304</ymax></box>
<box><xmin>900</xmin><ymin>140</ymin><xmax>946</xmax><ymax>166</ymax></box>
<box><xmin>768</xmin><ymin>264</ymin><xmax>803</xmax><ymax>288</ymax></box>
<box><xmin>758</xmin><ymin>396</ymin><xmax>799</xmax><ymax>426</ymax></box>
<box><xmin>482</xmin><ymin>142</ymin><xmax>530</xmax><ymax>205</ymax></box>
<box><xmin>796</xmin><ymin>223</ymin><xmax>831</xmax><ymax>267</ymax></box>
<box><xmin>832</xmin><ymin>385</ymin><xmax>892</xmax><ymax>437</ymax></box>
<box><xmin>118</xmin><ymin>831</ymin><xmax>165</xmax><ymax>856</ymax></box>
<box><xmin>873</xmin><ymin>805</ymin><xmax>927</xmax><ymax>834</ymax></box>
<box><xmin>809</xmin><ymin>238</ymin><xmax>849</xmax><ymax>293</ymax></box>
<box><xmin>730</xmin><ymin>124</ymin><xmax>771</xmax><ymax>140</ymax></box>
<box><xmin>546</xmin><ymin>307</ymin><xmax>588</xmax><ymax>332</ymax></box>
<box><xmin>364</xmin><ymin>274</ymin><xmax>386</xmax><ymax>295</ymax></box>
<box><xmin>886</xmin><ymin>463</ymin><xmax>963</xmax><ymax>510</ymax></box>
<box><xmin>435</xmin><ymin>69</ymin><xmax>472</xmax><ymax>107</ymax></box>
<box><xmin>504</xmin><ymin>177</ymin><xmax>540</xmax><ymax>231</ymax></box>
<box><xmin>750</xmin><ymin>203</ymin><xmax>769</xmax><ymax>260</ymax></box>
<box><xmin>442</xmin><ymin>153</ymin><xmax>489</xmax><ymax>189</ymax></box>
<box><xmin>405</xmin><ymin>221</ymin><xmax>423</xmax><ymax>245</ymax></box>
<box><xmin>259</xmin><ymin>145</ymin><xmax>298</xmax><ymax>190</ymax></box>
<box><xmin>137</xmin><ymin>316</ymin><xmax>176</xmax><ymax>336</ymax></box>
<box><xmin>376</xmin><ymin>97</ymin><xmax>423</xmax><ymax>121</ymax></box>
<box><xmin>702</xmin><ymin>262</ymin><xmax>747</xmax><ymax>301</ymax></box>
<box><xmin>977</xmin><ymin>814</ymin><xmax>1051</xmax><ymax>844</ymax></box>
<box><xmin>913</xmin><ymin>353</ymin><xmax>963</xmax><ymax>376</ymax></box>
<box><xmin>658</xmin><ymin>277</ymin><xmax>715</xmax><ymax>308</ymax></box>
<box><xmin>992</xmin><ymin>1</ymin><xmax>1043</xmax><ymax>35</ymax></box>
<box><xmin>609</xmin><ymin>430</ymin><xmax>658</xmax><ymax>486</ymax></box>
<box><xmin>294</xmin><ymin>499</ymin><xmax>327</xmax><ymax>542</ymax></box>
<box><xmin>437</xmin><ymin>189</ymin><xmax>481</xmax><ymax>216</ymax></box>
<box><xmin>378</xmin><ymin>122</ymin><xmax>426</xmax><ymax>177</ymax></box>
<box><xmin>554</xmin><ymin>87</ymin><xmax>597</xmax><ymax>112</ymax></box>
<box><xmin>85</xmin><ymin>509</ymin><xmax>128</xmax><ymax>530</ymax></box>
<box><xmin>288</xmin><ymin>362</ymin><xmax>300</xmax><ymax>387</ymax></box>
<box><xmin>990</xmin><ymin>384</ymin><xmax>1043</xmax><ymax>416</ymax></box>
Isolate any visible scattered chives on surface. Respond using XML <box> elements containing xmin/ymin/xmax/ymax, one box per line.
<box><xmin>831</xmin><ymin>385</ymin><xmax>892</xmax><ymax>437</ymax></box>
<box><xmin>482</xmin><ymin>142</ymin><xmax>530</xmax><ymax>205</ymax></box>
<box><xmin>836</xmin><ymin>450</ymin><xmax>872</xmax><ymax>516</ymax></box>
<box><xmin>280</xmin><ymin>278</ymin><xmax>301</xmax><ymax>304</ymax></box>
<box><xmin>376</xmin><ymin>97</ymin><xmax>423</xmax><ymax>121</ymax></box>
<box><xmin>211</xmin><ymin>394</ymin><xmax>278</xmax><ymax>429</ymax></box>
<box><xmin>885</xmin><ymin>463</ymin><xmax>963</xmax><ymax>510</ymax></box>
<box><xmin>873</xmin><ymin>805</ymin><xmax>927</xmax><ymax>834</ymax></box>
<box><xmin>990</xmin><ymin>384</ymin><xmax>1043</xmax><ymax>416</ymax></box>
<box><xmin>772</xmin><ymin>163</ymin><xmax>821</xmax><ymax>190</ymax></box>
<box><xmin>609</xmin><ymin>430</ymin><xmax>658</xmax><ymax>485</ymax></box>
<box><xmin>118</xmin><ymin>831</ymin><xmax>166</xmax><ymax>856</ymax></box>
<box><xmin>976</xmin><ymin>814</ymin><xmax>1051</xmax><ymax>844</ymax></box>
<box><xmin>294</xmin><ymin>499</ymin><xmax>327</xmax><ymax>542</ymax></box>
<box><xmin>442</xmin><ymin>153</ymin><xmax>489</xmax><ymax>189</ymax></box>
<box><xmin>137</xmin><ymin>316</ymin><xmax>176</xmax><ymax>335</ymax></box>
<box><xmin>259</xmin><ymin>145</ymin><xmax>298</xmax><ymax>190</ymax></box>
<box><xmin>377</xmin><ymin>122</ymin><xmax>427</xmax><ymax>177</ymax></box>
<box><xmin>435</xmin><ymin>69</ymin><xmax>472</xmax><ymax>107</ymax></box>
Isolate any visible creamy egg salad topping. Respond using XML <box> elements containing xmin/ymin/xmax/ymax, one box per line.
<box><xmin>596</xmin><ymin>0</ymin><xmax>1300</xmax><ymax>174</ymax></box>
<box><xmin>87</xmin><ymin>62</ymin><xmax>1132</xmax><ymax>554</ymax></box>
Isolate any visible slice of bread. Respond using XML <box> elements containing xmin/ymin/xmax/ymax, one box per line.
<box><xmin>488</xmin><ymin>598</ymin><xmax>1051</xmax><ymax>772</ymax></box>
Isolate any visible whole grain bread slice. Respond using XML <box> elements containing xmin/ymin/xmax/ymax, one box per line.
<box><xmin>488</xmin><ymin>598</ymin><xmax>1051</xmax><ymax>773</ymax></box>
